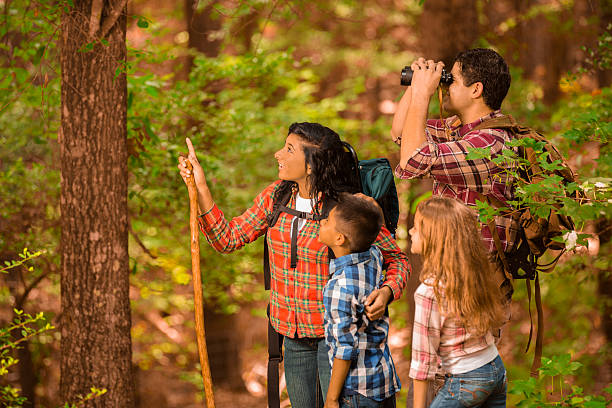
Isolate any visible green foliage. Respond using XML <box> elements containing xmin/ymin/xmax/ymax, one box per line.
<box><xmin>466</xmin><ymin>94</ymin><xmax>611</xmax><ymax>244</ymax></box>
<box><xmin>509</xmin><ymin>354</ymin><xmax>612</xmax><ymax>407</ymax></box>
<box><xmin>61</xmin><ymin>388</ymin><xmax>108</xmax><ymax>408</ymax></box>
<box><xmin>1</xmin><ymin>248</ymin><xmax>44</xmax><ymax>274</ymax></box>
<box><xmin>1</xmin><ymin>250</ymin><xmax>52</xmax><ymax>407</ymax></box>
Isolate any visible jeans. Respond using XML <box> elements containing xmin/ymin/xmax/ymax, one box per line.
<box><xmin>340</xmin><ymin>392</ymin><xmax>396</xmax><ymax>408</ymax></box>
<box><xmin>430</xmin><ymin>355</ymin><xmax>507</xmax><ymax>408</ymax></box>
<box><xmin>283</xmin><ymin>337</ymin><xmax>331</xmax><ymax>408</ymax></box>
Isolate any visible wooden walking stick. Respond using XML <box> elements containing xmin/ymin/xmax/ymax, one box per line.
<box><xmin>183</xmin><ymin>157</ymin><xmax>215</xmax><ymax>407</ymax></box>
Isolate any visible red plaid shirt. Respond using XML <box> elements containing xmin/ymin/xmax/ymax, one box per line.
<box><xmin>395</xmin><ymin>111</ymin><xmax>519</xmax><ymax>253</ymax></box>
<box><xmin>198</xmin><ymin>181</ymin><xmax>410</xmax><ymax>338</ymax></box>
<box><xmin>409</xmin><ymin>283</ymin><xmax>497</xmax><ymax>381</ymax></box>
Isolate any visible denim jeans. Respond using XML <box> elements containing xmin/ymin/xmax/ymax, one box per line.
<box><xmin>339</xmin><ymin>392</ymin><xmax>396</xmax><ymax>408</ymax></box>
<box><xmin>283</xmin><ymin>337</ymin><xmax>331</xmax><ymax>408</ymax></box>
<box><xmin>430</xmin><ymin>355</ymin><xmax>507</xmax><ymax>408</ymax></box>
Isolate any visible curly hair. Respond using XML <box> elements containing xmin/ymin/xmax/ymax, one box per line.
<box><xmin>416</xmin><ymin>197</ymin><xmax>505</xmax><ymax>336</ymax></box>
<box><xmin>454</xmin><ymin>48</ymin><xmax>511</xmax><ymax>111</ymax></box>
<box><xmin>274</xmin><ymin>122</ymin><xmax>359</xmax><ymax>213</ymax></box>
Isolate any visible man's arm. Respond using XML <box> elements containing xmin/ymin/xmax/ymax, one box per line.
<box><xmin>399</xmin><ymin>59</ymin><xmax>444</xmax><ymax>169</ymax></box>
<box><xmin>390</xmin><ymin>88</ymin><xmax>412</xmax><ymax>144</ymax></box>
<box><xmin>325</xmin><ymin>358</ymin><xmax>351</xmax><ymax>408</ymax></box>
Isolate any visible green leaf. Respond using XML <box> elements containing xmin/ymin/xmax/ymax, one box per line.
<box><xmin>465</xmin><ymin>147</ymin><xmax>491</xmax><ymax>160</ymax></box>
<box><xmin>137</xmin><ymin>18</ymin><xmax>149</xmax><ymax>28</ymax></box>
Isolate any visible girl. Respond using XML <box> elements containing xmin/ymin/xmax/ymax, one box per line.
<box><xmin>178</xmin><ymin>122</ymin><xmax>409</xmax><ymax>408</ymax></box>
<box><xmin>409</xmin><ymin>197</ymin><xmax>506</xmax><ymax>408</ymax></box>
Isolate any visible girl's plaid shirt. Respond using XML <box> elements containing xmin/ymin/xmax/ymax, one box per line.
<box><xmin>395</xmin><ymin>111</ymin><xmax>520</xmax><ymax>254</ymax></box>
<box><xmin>198</xmin><ymin>180</ymin><xmax>410</xmax><ymax>338</ymax></box>
<box><xmin>409</xmin><ymin>283</ymin><xmax>497</xmax><ymax>381</ymax></box>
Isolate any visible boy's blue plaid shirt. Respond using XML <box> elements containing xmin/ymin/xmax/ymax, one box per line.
<box><xmin>323</xmin><ymin>246</ymin><xmax>401</xmax><ymax>401</ymax></box>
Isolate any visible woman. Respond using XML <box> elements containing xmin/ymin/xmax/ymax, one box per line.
<box><xmin>178</xmin><ymin>122</ymin><xmax>409</xmax><ymax>408</ymax></box>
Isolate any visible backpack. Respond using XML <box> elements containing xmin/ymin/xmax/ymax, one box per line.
<box><xmin>262</xmin><ymin>141</ymin><xmax>399</xmax><ymax>408</ymax></box>
<box><xmin>472</xmin><ymin>114</ymin><xmax>580</xmax><ymax>376</ymax></box>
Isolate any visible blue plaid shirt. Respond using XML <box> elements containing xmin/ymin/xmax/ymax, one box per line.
<box><xmin>323</xmin><ymin>246</ymin><xmax>401</xmax><ymax>401</ymax></box>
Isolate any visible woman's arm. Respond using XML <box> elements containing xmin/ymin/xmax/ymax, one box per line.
<box><xmin>364</xmin><ymin>227</ymin><xmax>410</xmax><ymax>320</ymax></box>
<box><xmin>178</xmin><ymin>138</ymin><xmax>274</xmax><ymax>253</ymax></box>
<box><xmin>178</xmin><ymin>138</ymin><xmax>215</xmax><ymax>213</ymax></box>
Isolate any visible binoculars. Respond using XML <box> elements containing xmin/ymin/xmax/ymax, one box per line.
<box><xmin>400</xmin><ymin>66</ymin><xmax>453</xmax><ymax>86</ymax></box>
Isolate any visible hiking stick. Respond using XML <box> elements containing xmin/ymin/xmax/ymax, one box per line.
<box><xmin>184</xmin><ymin>158</ymin><xmax>215</xmax><ymax>408</ymax></box>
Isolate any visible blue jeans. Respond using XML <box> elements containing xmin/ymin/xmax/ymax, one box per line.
<box><xmin>283</xmin><ymin>337</ymin><xmax>331</xmax><ymax>408</ymax></box>
<box><xmin>340</xmin><ymin>392</ymin><xmax>396</xmax><ymax>408</ymax></box>
<box><xmin>430</xmin><ymin>355</ymin><xmax>507</xmax><ymax>408</ymax></box>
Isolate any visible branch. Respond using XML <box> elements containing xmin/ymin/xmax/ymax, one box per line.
<box><xmin>88</xmin><ymin>0</ymin><xmax>104</xmax><ymax>39</ymax></box>
<box><xmin>16</xmin><ymin>271</ymin><xmax>50</xmax><ymax>310</ymax></box>
<box><xmin>144</xmin><ymin>310</ymin><xmax>184</xmax><ymax>344</ymax></box>
<box><xmin>99</xmin><ymin>0</ymin><xmax>128</xmax><ymax>39</ymax></box>
<box><xmin>129</xmin><ymin>223</ymin><xmax>157</xmax><ymax>259</ymax></box>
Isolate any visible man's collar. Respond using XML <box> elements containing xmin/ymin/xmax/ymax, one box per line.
<box><xmin>456</xmin><ymin>110</ymin><xmax>502</xmax><ymax>137</ymax></box>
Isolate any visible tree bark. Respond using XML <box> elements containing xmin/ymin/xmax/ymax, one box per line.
<box><xmin>59</xmin><ymin>0</ymin><xmax>134</xmax><ymax>406</ymax></box>
<box><xmin>418</xmin><ymin>0</ymin><xmax>480</xmax><ymax>64</ymax></box>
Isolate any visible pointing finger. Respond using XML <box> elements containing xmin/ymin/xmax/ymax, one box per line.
<box><xmin>186</xmin><ymin>137</ymin><xmax>196</xmax><ymax>157</ymax></box>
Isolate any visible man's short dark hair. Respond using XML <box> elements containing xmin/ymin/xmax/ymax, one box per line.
<box><xmin>333</xmin><ymin>193</ymin><xmax>383</xmax><ymax>253</ymax></box>
<box><xmin>455</xmin><ymin>48</ymin><xmax>511</xmax><ymax>110</ymax></box>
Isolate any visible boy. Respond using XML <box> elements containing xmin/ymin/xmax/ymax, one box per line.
<box><xmin>318</xmin><ymin>193</ymin><xmax>400</xmax><ymax>408</ymax></box>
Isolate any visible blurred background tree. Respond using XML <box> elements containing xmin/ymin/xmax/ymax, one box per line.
<box><xmin>0</xmin><ymin>0</ymin><xmax>610</xmax><ymax>407</ymax></box>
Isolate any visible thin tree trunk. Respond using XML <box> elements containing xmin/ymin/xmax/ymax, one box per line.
<box><xmin>59</xmin><ymin>0</ymin><xmax>134</xmax><ymax>406</ymax></box>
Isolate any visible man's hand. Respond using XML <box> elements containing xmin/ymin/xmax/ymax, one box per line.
<box><xmin>410</xmin><ymin>57</ymin><xmax>445</xmax><ymax>101</ymax></box>
<box><xmin>364</xmin><ymin>285</ymin><xmax>393</xmax><ymax>321</ymax></box>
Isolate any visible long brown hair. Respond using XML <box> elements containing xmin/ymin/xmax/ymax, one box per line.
<box><xmin>416</xmin><ymin>197</ymin><xmax>505</xmax><ymax>336</ymax></box>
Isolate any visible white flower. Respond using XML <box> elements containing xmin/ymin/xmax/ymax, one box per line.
<box><xmin>594</xmin><ymin>182</ymin><xmax>606</xmax><ymax>188</ymax></box>
<box><xmin>563</xmin><ymin>230</ymin><xmax>578</xmax><ymax>251</ymax></box>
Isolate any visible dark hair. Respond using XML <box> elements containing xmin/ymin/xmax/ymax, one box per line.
<box><xmin>333</xmin><ymin>193</ymin><xmax>383</xmax><ymax>253</ymax></box>
<box><xmin>454</xmin><ymin>48</ymin><xmax>511</xmax><ymax>110</ymax></box>
<box><xmin>274</xmin><ymin>122</ymin><xmax>359</xmax><ymax>213</ymax></box>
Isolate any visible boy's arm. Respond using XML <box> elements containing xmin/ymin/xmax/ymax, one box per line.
<box><xmin>412</xmin><ymin>379</ymin><xmax>429</xmax><ymax>408</ymax></box>
<box><xmin>325</xmin><ymin>358</ymin><xmax>351</xmax><ymax>407</ymax></box>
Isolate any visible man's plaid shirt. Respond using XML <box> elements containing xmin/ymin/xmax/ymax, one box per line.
<box><xmin>395</xmin><ymin>111</ymin><xmax>519</xmax><ymax>253</ymax></box>
<box><xmin>324</xmin><ymin>246</ymin><xmax>401</xmax><ymax>401</ymax></box>
<box><xmin>198</xmin><ymin>180</ymin><xmax>410</xmax><ymax>338</ymax></box>
<box><xmin>409</xmin><ymin>283</ymin><xmax>497</xmax><ymax>381</ymax></box>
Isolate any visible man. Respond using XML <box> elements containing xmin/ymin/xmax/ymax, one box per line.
<box><xmin>391</xmin><ymin>48</ymin><xmax>516</xmax><ymax>300</ymax></box>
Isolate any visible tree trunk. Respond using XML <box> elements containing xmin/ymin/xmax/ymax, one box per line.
<box><xmin>418</xmin><ymin>0</ymin><xmax>480</xmax><ymax>65</ymax></box>
<box><xmin>178</xmin><ymin>0</ymin><xmax>222</xmax><ymax>80</ymax></box>
<box><xmin>59</xmin><ymin>1</ymin><xmax>134</xmax><ymax>406</ymax></box>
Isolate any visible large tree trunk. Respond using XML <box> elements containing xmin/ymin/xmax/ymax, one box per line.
<box><xmin>59</xmin><ymin>1</ymin><xmax>134</xmax><ymax>406</ymax></box>
<box><xmin>418</xmin><ymin>0</ymin><xmax>480</xmax><ymax>65</ymax></box>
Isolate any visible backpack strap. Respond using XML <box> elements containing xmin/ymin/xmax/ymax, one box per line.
<box><xmin>264</xmin><ymin>186</ymin><xmax>293</xmax><ymax>290</ymax></box>
<box><xmin>277</xmin><ymin>205</ymin><xmax>326</xmax><ymax>268</ymax></box>
<box><xmin>470</xmin><ymin>114</ymin><xmax>518</xmax><ymax>131</ymax></box>
<box><xmin>263</xmin><ymin>187</ymin><xmax>332</xmax><ymax>408</ymax></box>
<box><xmin>266</xmin><ymin>304</ymin><xmax>283</xmax><ymax>408</ymax></box>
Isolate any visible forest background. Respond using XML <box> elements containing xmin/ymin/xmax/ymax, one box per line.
<box><xmin>1</xmin><ymin>0</ymin><xmax>611</xmax><ymax>407</ymax></box>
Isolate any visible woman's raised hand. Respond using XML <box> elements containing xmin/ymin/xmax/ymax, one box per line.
<box><xmin>178</xmin><ymin>138</ymin><xmax>207</xmax><ymax>188</ymax></box>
